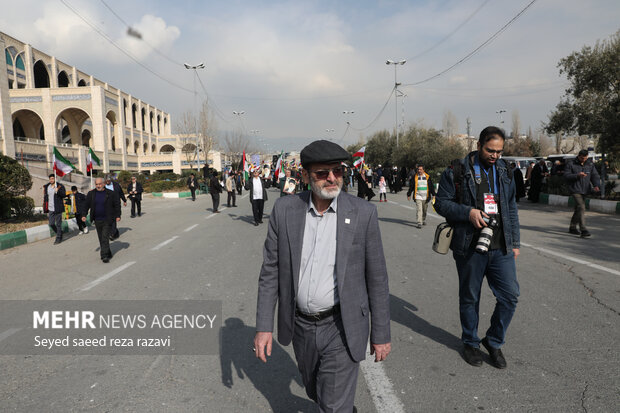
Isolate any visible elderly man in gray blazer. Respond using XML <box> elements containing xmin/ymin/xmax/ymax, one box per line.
<box><xmin>254</xmin><ymin>140</ymin><xmax>391</xmax><ymax>412</ymax></box>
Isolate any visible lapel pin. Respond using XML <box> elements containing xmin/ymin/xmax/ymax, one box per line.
<box><xmin>345</xmin><ymin>218</ymin><xmax>350</xmax><ymax>224</ymax></box>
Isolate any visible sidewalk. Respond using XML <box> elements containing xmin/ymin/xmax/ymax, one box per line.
<box><xmin>0</xmin><ymin>216</ymin><xmax>92</xmax><ymax>251</ymax></box>
<box><xmin>538</xmin><ymin>193</ymin><xmax>620</xmax><ymax>214</ymax></box>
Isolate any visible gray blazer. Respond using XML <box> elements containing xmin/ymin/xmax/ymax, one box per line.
<box><xmin>256</xmin><ymin>190</ymin><xmax>390</xmax><ymax>362</ymax></box>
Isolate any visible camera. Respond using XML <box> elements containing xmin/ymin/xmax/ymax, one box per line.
<box><xmin>475</xmin><ymin>216</ymin><xmax>498</xmax><ymax>254</ymax></box>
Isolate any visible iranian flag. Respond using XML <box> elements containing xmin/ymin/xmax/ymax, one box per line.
<box><xmin>53</xmin><ymin>147</ymin><xmax>75</xmax><ymax>177</ymax></box>
<box><xmin>352</xmin><ymin>145</ymin><xmax>365</xmax><ymax>168</ymax></box>
<box><xmin>274</xmin><ymin>151</ymin><xmax>284</xmax><ymax>180</ymax></box>
<box><xmin>86</xmin><ymin>147</ymin><xmax>101</xmax><ymax>173</ymax></box>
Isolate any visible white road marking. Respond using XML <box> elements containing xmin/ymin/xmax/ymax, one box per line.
<box><xmin>76</xmin><ymin>261</ymin><xmax>137</xmax><ymax>292</ymax></box>
<box><xmin>521</xmin><ymin>242</ymin><xmax>620</xmax><ymax>276</ymax></box>
<box><xmin>184</xmin><ymin>224</ymin><xmax>199</xmax><ymax>232</ymax></box>
<box><xmin>151</xmin><ymin>236</ymin><xmax>179</xmax><ymax>251</ymax></box>
<box><xmin>361</xmin><ymin>344</ymin><xmax>406</xmax><ymax>413</ymax></box>
<box><xmin>0</xmin><ymin>327</ymin><xmax>21</xmax><ymax>343</ymax></box>
<box><xmin>205</xmin><ymin>206</ymin><xmax>228</xmax><ymax>220</ymax></box>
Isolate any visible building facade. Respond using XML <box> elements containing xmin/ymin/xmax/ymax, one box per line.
<box><xmin>0</xmin><ymin>31</ymin><xmax>219</xmax><ymax>175</ymax></box>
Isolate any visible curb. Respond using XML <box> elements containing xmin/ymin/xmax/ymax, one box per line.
<box><xmin>0</xmin><ymin>216</ymin><xmax>92</xmax><ymax>252</ymax></box>
<box><xmin>538</xmin><ymin>193</ymin><xmax>619</xmax><ymax>214</ymax></box>
<box><xmin>151</xmin><ymin>190</ymin><xmax>206</xmax><ymax>198</ymax></box>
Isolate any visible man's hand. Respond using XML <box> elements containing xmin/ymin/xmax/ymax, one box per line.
<box><xmin>370</xmin><ymin>342</ymin><xmax>391</xmax><ymax>362</ymax></box>
<box><xmin>593</xmin><ymin>186</ymin><xmax>600</xmax><ymax>192</ymax></box>
<box><xmin>407</xmin><ymin>196</ymin><xmax>411</xmax><ymax>201</ymax></box>
<box><xmin>81</xmin><ymin>217</ymin><xmax>86</xmax><ymax>222</ymax></box>
<box><xmin>254</xmin><ymin>332</ymin><xmax>272</xmax><ymax>363</ymax></box>
<box><xmin>513</xmin><ymin>248</ymin><xmax>520</xmax><ymax>260</ymax></box>
<box><xmin>578</xmin><ymin>172</ymin><xmax>588</xmax><ymax>177</ymax></box>
<box><xmin>469</xmin><ymin>208</ymin><xmax>488</xmax><ymax>229</ymax></box>
<box><xmin>123</xmin><ymin>202</ymin><xmax>127</xmax><ymax>207</ymax></box>
<box><xmin>116</xmin><ymin>217</ymin><xmax>121</xmax><ymax>222</ymax></box>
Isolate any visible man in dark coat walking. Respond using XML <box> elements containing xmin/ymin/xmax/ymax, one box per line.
<box><xmin>82</xmin><ymin>177</ymin><xmax>121</xmax><ymax>263</ymax></box>
<box><xmin>528</xmin><ymin>159</ymin><xmax>548</xmax><ymax>203</ymax></box>
<box><xmin>187</xmin><ymin>173</ymin><xmax>199</xmax><ymax>201</ymax></box>
<box><xmin>43</xmin><ymin>174</ymin><xmax>66</xmax><ymax>245</ymax></box>
<box><xmin>209</xmin><ymin>171</ymin><xmax>223</xmax><ymax>213</ymax></box>
<box><xmin>105</xmin><ymin>174</ymin><xmax>126</xmax><ymax>239</ymax></box>
<box><xmin>127</xmin><ymin>176</ymin><xmax>144</xmax><ymax>217</ymax></box>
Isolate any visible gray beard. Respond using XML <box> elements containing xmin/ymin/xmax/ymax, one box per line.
<box><xmin>310</xmin><ymin>179</ymin><xmax>341</xmax><ymax>200</ymax></box>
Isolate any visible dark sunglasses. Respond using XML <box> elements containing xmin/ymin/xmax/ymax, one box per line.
<box><xmin>312</xmin><ymin>167</ymin><xmax>344</xmax><ymax>180</ymax></box>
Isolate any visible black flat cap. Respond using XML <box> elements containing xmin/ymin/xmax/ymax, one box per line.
<box><xmin>300</xmin><ymin>140</ymin><xmax>351</xmax><ymax>167</ymax></box>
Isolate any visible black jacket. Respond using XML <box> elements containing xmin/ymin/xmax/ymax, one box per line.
<box><xmin>43</xmin><ymin>183</ymin><xmax>66</xmax><ymax>213</ymax></box>
<box><xmin>68</xmin><ymin>191</ymin><xmax>87</xmax><ymax>216</ymax></box>
<box><xmin>107</xmin><ymin>181</ymin><xmax>127</xmax><ymax>202</ymax></box>
<box><xmin>209</xmin><ymin>176</ymin><xmax>223</xmax><ymax>193</ymax></box>
<box><xmin>245</xmin><ymin>177</ymin><xmax>268</xmax><ymax>201</ymax></box>
<box><xmin>564</xmin><ymin>158</ymin><xmax>601</xmax><ymax>195</ymax></box>
<box><xmin>126</xmin><ymin>182</ymin><xmax>144</xmax><ymax>201</ymax></box>
<box><xmin>83</xmin><ymin>189</ymin><xmax>121</xmax><ymax>223</ymax></box>
<box><xmin>187</xmin><ymin>177</ymin><xmax>199</xmax><ymax>190</ymax></box>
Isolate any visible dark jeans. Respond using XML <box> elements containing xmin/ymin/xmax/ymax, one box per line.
<box><xmin>211</xmin><ymin>192</ymin><xmax>220</xmax><ymax>212</ymax></box>
<box><xmin>110</xmin><ymin>219</ymin><xmax>119</xmax><ymax>239</ymax></box>
<box><xmin>95</xmin><ymin>220</ymin><xmax>112</xmax><ymax>259</ymax></box>
<box><xmin>48</xmin><ymin>211</ymin><xmax>63</xmax><ymax>241</ymax></box>
<box><xmin>251</xmin><ymin>199</ymin><xmax>264</xmax><ymax>223</ymax></box>
<box><xmin>227</xmin><ymin>191</ymin><xmax>236</xmax><ymax>207</ymax></box>
<box><xmin>75</xmin><ymin>213</ymin><xmax>86</xmax><ymax>232</ymax></box>
<box><xmin>189</xmin><ymin>187</ymin><xmax>196</xmax><ymax>201</ymax></box>
<box><xmin>454</xmin><ymin>248</ymin><xmax>520</xmax><ymax>349</ymax></box>
<box><xmin>130</xmin><ymin>198</ymin><xmax>141</xmax><ymax>216</ymax></box>
<box><xmin>570</xmin><ymin>193</ymin><xmax>587</xmax><ymax>231</ymax></box>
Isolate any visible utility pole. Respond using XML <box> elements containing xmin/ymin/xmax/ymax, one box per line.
<box><xmin>466</xmin><ymin>117</ymin><xmax>473</xmax><ymax>152</ymax></box>
<box><xmin>386</xmin><ymin>59</ymin><xmax>406</xmax><ymax>147</ymax></box>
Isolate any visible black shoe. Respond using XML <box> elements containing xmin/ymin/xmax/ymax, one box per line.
<box><xmin>254</xmin><ymin>222</ymin><xmax>259</xmax><ymax>226</ymax></box>
<box><xmin>233</xmin><ymin>205</ymin><xmax>237</xmax><ymax>207</ymax></box>
<box><xmin>130</xmin><ymin>215</ymin><xmax>136</xmax><ymax>218</ymax></box>
<box><xmin>481</xmin><ymin>338</ymin><xmax>507</xmax><ymax>369</ymax></box>
<box><xmin>54</xmin><ymin>239</ymin><xmax>62</xmax><ymax>245</ymax></box>
<box><xmin>580</xmin><ymin>230</ymin><xmax>591</xmax><ymax>238</ymax></box>
<box><xmin>568</xmin><ymin>228</ymin><xmax>580</xmax><ymax>235</ymax></box>
<box><xmin>138</xmin><ymin>213</ymin><xmax>142</xmax><ymax>216</ymax></box>
<box><xmin>102</xmin><ymin>258</ymin><xmax>110</xmax><ymax>263</ymax></box>
<box><xmin>462</xmin><ymin>344</ymin><xmax>483</xmax><ymax>367</ymax></box>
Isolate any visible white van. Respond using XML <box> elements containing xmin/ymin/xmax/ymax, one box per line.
<box><xmin>501</xmin><ymin>156</ymin><xmax>536</xmax><ymax>181</ymax></box>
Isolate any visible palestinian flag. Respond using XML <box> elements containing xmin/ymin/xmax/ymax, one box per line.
<box><xmin>86</xmin><ymin>147</ymin><xmax>101</xmax><ymax>173</ymax></box>
<box><xmin>241</xmin><ymin>151</ymin><xmax>249</xmax><ymax>181</ymax></box>
<box><xmin>352</xmin><ymin>146</ymin><xmax>365</xmax><ymax>158</ymax></box>
<box><xmin>274</xmin><ymin>151</ymin><xmax>284</xmax><ymax>180</ymax></box>
<box><xmin>53</xmin><ymin>147</ymin><xmax>75</xmax><ymax>177</ymax></box>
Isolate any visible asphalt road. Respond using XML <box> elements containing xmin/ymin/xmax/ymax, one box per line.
<box><xmin>0</xmin><ymin>186</ymin><xmax>618</xmax><ymax>412</ymax></box>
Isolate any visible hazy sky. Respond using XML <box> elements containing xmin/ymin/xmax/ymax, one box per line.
<box><xmin>2</xmin><ymin>0</ymin><xmax>618</xmax><ymax>150</ymax></box>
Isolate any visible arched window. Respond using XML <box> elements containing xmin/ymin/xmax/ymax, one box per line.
<box><xmin>152</xmin><ymin>144</ymin><xmax>156</xmax><ymax>153</ymax></box>
<box><xmin>33</xmin><ymin>60</ymin><xmax>50</xmax><ymax>88</ymax></box>
<box><xmin>5</xmin><ymin>49</ymin><xmax>12</xmax><ymax>66</ymax></box>
<box><xmin>134</xmin><ymin>141</ymin><xmax>139</xmax><ymax>153</ymax></box>
<box><xmin>78</xmin><ymin>79</ymin><xmax>86</xmax><ymax>86</ymax></box>
<box><xmin>149</xmin><ymin>112</ymin><xmax>154</xmax><ymax>133</ymax></box>
<box><xmin>143</xmin><ymin>142</ymin><xmax>148</xmax><ymax>153</ymax></box>
<box><xmin>15</xmin><ymin>55</ymin><xmax>25</xmax><ymax>71</ymax></box>
<box><xmin>157</xmin><ymin>115</ymin><xmax>161</xmax><ymax>134</ymax></box>
<box><xmin>132</xmin><ymin>104</ymin><xmax>137</xmax><ymax>129</ymax></box>
<box><xmin>123</xmin><ymin>99</ymin><xmax>127</xmax><ymax>125</ymax></box>
<box><xmin>58</xmin><ymin>71</ymin><xmax>69</xmax><ymax>87</ymax></box>
<box><xmin>82</xmin><ymin>130</ymin><xmax>91</xmax><ymax>147</ymax></box>
<box><xmin>12</xmin><ymin>118</ymin><xmax>25</xmax><ymax>139</ymax></box>
<box><xmin>141</xmin><ymin>108</ymin><xmax>146</xmax><ymax>131</ymax></box>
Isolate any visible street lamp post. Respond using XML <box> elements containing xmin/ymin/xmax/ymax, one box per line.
<box><xmin>184</xmin><ymin>62</ymin><xmax>205</xmax><ymax>170</ymax></box>
<box><xmin>496</xmin><ymin>109</ymin><xmax>506</xmax><ymax>125</ymax></box>
<box><xmin>386</xmin><ymin>59</ymin><xmax>406</xmax><ymax>147</ymax></box>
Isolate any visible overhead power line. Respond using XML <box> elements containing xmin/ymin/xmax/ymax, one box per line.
<box><xmin>403</xmin><ymin>0</ymin><xmax>539</xmax><ymax>87</ymax></box>
<box><xmin>347</xmin><ymin>87</ymin><xmax>396</xmax><ymax>133</ymax></box>
<box><xmin>60</xmin><ymin>0</ymin><xmax>193</xmax><ymax>93</ymax></box>
<box><xmin>406</xmin><ymin>0</ymin><xmax>492</xmax><ymax>61</ymax></box>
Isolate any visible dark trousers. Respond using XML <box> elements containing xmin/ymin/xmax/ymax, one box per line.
<box><xmin>95</xmin><ymin>220</ymin><xmax>112</xmax><ymax>260</ymax></box>
<box><xmin>528</xmin><ymin>181</ymin><xmax>542</xmax><ymax>202</ymax></box>
<box><xmin>110</xmin><ymin>219</ymin><xmax>119</xmax><ymax>239</ymax></box>
<box><xmin>48</xmin><ymin>211</ymin><xmax>63</xmax><ymax>241</ymax></box>
<box><xmin>130</xmin><ymin>198</ymin><xmax>141</xmax><ymax>216</ymax></box>
<box><xmin>251</xmin><ymin>199</ymin><xmax>264</xmax><ymax>223</ymax></box>
<box><xmin>570</xmin><ymin>193</ymin><xmax>587</xmax><ymax>231</ymax></box>
<box><xmin>454</xmin><ymin>248</ymin><xmax>520</xmax><ymax>348</ymax></box>
<box><xmin>292</xmin><ymin>313</ymin><xmax>359</xmax><ymax>412</ymax></box>
<box><xmin>190</xmin><ymin>187</ymin><xmax>196</xmax><ymax>201</ymax></box>
<box><xmin>211</xmin><ymin>192</ymin><xmax>220</xmax><ymax>212</ymax></box>
<box><xmin>236</xmin><ymin>184</ymin><xmax>242</xmax><ymax>195</ymax></box>
<box><xmin>227</xmin><ymin>191</ymin><xmax>236</xmax><ymax>207</ymax></box>
<box><xmin>75</xmin><ymin>213</ymin><xmax>86</xmax><ymax>232</ymax></box>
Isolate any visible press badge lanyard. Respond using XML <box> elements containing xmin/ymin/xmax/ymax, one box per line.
<box><xmin>473</xmin><ymin>153</ymin><xmax>499</xmax><ymax>214</ymax></box>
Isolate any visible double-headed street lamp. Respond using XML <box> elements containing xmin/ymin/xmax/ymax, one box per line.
<box><xmin>386</xmin><ymin>59</ymin><xmax>406</xmax><ymax>147</ymax></box>
<box><xmin>496</xmin><ymin>109</ymin><xmax>506</xmax><ymax>125</ymax></box>
<box><xmin>184</xmin><ymin>62</ymin><xmax>205</xmax><ymax>170</ymax></box>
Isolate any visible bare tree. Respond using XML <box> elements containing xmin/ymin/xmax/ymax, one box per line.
<box><xmin>442</xmin><ymin>110</ymin><xmax>458</xmax><ymax>138</ymax></box>
<box><xmin>197</xmin><ymin>100</ymin><xmax>217</xmax><ymax>157</ymax></box>
<box><xmin>175</xmin><ymin>100</ymin><xmax>218</xmax><ymax>169</ymax></box>
<box><xmin>176</xmin><ymin>111</ymin><xmax>199</xmax><ymax>168</ymax></box>
<box><xmin>224</xmin><ymin>132</ymin><xmax>256</xmax><ymax>167</ymax></box>
<box><xmin>511</xmin><ymin>110</ymin><xmax>521</xmax><ymax>139</ymax></box>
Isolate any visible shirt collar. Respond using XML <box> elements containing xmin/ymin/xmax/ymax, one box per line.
<box><xmin>308</xmin><ymin>192</ymin><xmax>338</xmax><ymax>215</ymax></box>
